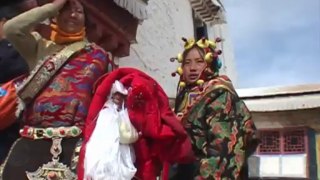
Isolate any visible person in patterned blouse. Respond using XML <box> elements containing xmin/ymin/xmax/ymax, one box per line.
<box><xmin>169</xmin><ymin>37</ymin><xmax>260</xmax><ymax>180</ymax></box>
<box><xmin>0</xmin><ymin>0</ymin><xmax>113</xmax><ymax>179</ymax></box>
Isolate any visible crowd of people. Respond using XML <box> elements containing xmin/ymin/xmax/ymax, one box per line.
<box><xmin>0</xmin><ymin>0</ymin><xmax>259</xmax><ymax>179</ymax></box>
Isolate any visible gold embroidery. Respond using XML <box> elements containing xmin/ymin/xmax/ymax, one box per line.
<box><xmin>70</xmin><ymin>139</ymin><xmax>82</xmax><ymax>172</ymax></box>
<box><xmin>17</xmin><ymin>41</ymin><xmax>87</xmax><ymax>104</ymax></box>
<box><xmin>178</xmin><ymin>77</ymin><xmax>236</xmax><ymax>123</ymax></box>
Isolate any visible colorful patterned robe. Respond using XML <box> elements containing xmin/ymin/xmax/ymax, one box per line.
<box><xmin>23</xmin><ymin>44</ymin><xmax>112</xmax><ymax>128</ymax></box>
<box><xmin>173</xmin><ymin>76</ymin><xmax>259</xmax><ymax>180</ymax></box>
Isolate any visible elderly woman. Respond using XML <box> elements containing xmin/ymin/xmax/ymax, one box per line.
<box><xmin>170</xmin><ymin>38</ymin><xmax>260</xmax><ymax>180</ymax></box>
<box><xmin>1</xmin><ymin>0</ymin><xmax>112</xmax><ymax>179</ymax></box>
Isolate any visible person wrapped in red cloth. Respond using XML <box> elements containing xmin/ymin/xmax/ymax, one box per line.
<box><xmin>78</xmin><ymin>67</ymin><xmax>195</xmax><ymax>180</ymax></box>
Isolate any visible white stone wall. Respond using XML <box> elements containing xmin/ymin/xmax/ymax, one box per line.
<box><xmin>118</xmin><ymin>0</ymin><xmax>237</xmax><ymax>97</ymax></box>
<box><xmin>118</xmin><ymin>0</ymin><xmax>194</xmax><ymax>98</ymax></box>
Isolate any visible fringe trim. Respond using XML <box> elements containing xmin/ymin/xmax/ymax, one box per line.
<box><xmin>13</xmin><ymin>79</ymin><xmax>26</xmax><ymax>119</ymax></box>
<box><xmin>15</xmin><ymin>97</ymin><xmax>25</xmax><ymax>119</ymax></box>
<box><xmin>13</xmin><ymin>57</ymin><xmax>44</xmax><ymax>118</ymax></box>
<box><xmin>113</xmin><ymin>0</ymin><xmax>148</xmax><ymax>21</ymax></box>
<box><xmin>17</xmin><ymin>58</ymin><xmax>46</xmax><ymax>92</ymax></box>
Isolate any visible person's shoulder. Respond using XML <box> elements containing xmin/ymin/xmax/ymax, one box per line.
<box><xmin>206</xmin><ymin>75</ymin><xmax>237</xmax><ymax>95</ymax></box>
<box><xmin>87</xmin><ymin>43</ymin><xmax>107</xmax><ymax>53</ymax></box>
<box><xmin>86</xmin><ymin>43</ymin><xmax>112</xmax><ymax>57</ymax></box>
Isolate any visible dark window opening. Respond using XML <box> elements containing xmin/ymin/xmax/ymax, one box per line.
<box><xmin>259</xmin><ymin>131</ymin><xmax>280</xmax><ymax>154</ymax></box>
<box><xmin>284</xmin><ymin>130</ymin><xmax>305</xmax><ymax>153</ymax></box>
<box><xmin>192</xmin><ymin>10</ymin><xmax>208</xmax><ymax>41</ymax></box>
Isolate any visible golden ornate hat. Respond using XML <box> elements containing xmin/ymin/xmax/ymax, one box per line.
<box><xmin>170</xmin><ymin>37</ymin><xmax>223</xmax><ymax>89</ymax></box>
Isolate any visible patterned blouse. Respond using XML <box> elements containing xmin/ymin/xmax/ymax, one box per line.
<box><xmin>24</xmin><ymin>45</ymin><xmax>112</xmax><ymax>128</ymax></box>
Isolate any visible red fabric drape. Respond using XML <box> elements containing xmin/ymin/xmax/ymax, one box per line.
<box><xmin>78</xmin><ymin>68</ymin><xmax>194</xmax><ymax>180</ymax></box>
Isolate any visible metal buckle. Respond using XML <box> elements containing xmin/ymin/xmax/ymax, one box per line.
<box><xmin>26</xmin><ymin>137</ymin><xmax>77</xmax><ymax>180</ymax></box>
<box><xmin>34</xmin><ymin>129</ymin><xmax>44</xmax><ymax>139</ymax></box>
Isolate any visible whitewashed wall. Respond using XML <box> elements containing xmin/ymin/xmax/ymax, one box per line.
<box><xmin>118</xmin><ymin>0</ymin><xmax>237</xmax><ymax>97</ymax></box>
<box><xmin>118</xmin><ymin>0</ymin><xmax>194</xmax><ymax>98</ymax></box>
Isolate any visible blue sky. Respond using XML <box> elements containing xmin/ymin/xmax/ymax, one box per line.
<box><xmin>224</xmin><ymin>0</ymin><xmax>320</xmax><ymax>88</ymax></box>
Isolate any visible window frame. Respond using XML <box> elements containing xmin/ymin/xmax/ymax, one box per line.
<box><xmin>257</xmin><ymin>127</ymin><xmax>309</xmax><ymax>155</ymax></box>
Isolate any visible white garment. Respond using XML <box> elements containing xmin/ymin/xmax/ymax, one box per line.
<box><xmin>119</xmin><ymin>107</ymin><xmax>139</xmax><ymax>144</ymax></box>
<box><xmin>111</xmin><ymin>80</ymin><xmax>128</xmax><ymax>96</ymax></box>
<box><xmin>84</xmin><ymin>102</ymin><xmax>137</xmax><ymax>180</ymax></box>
